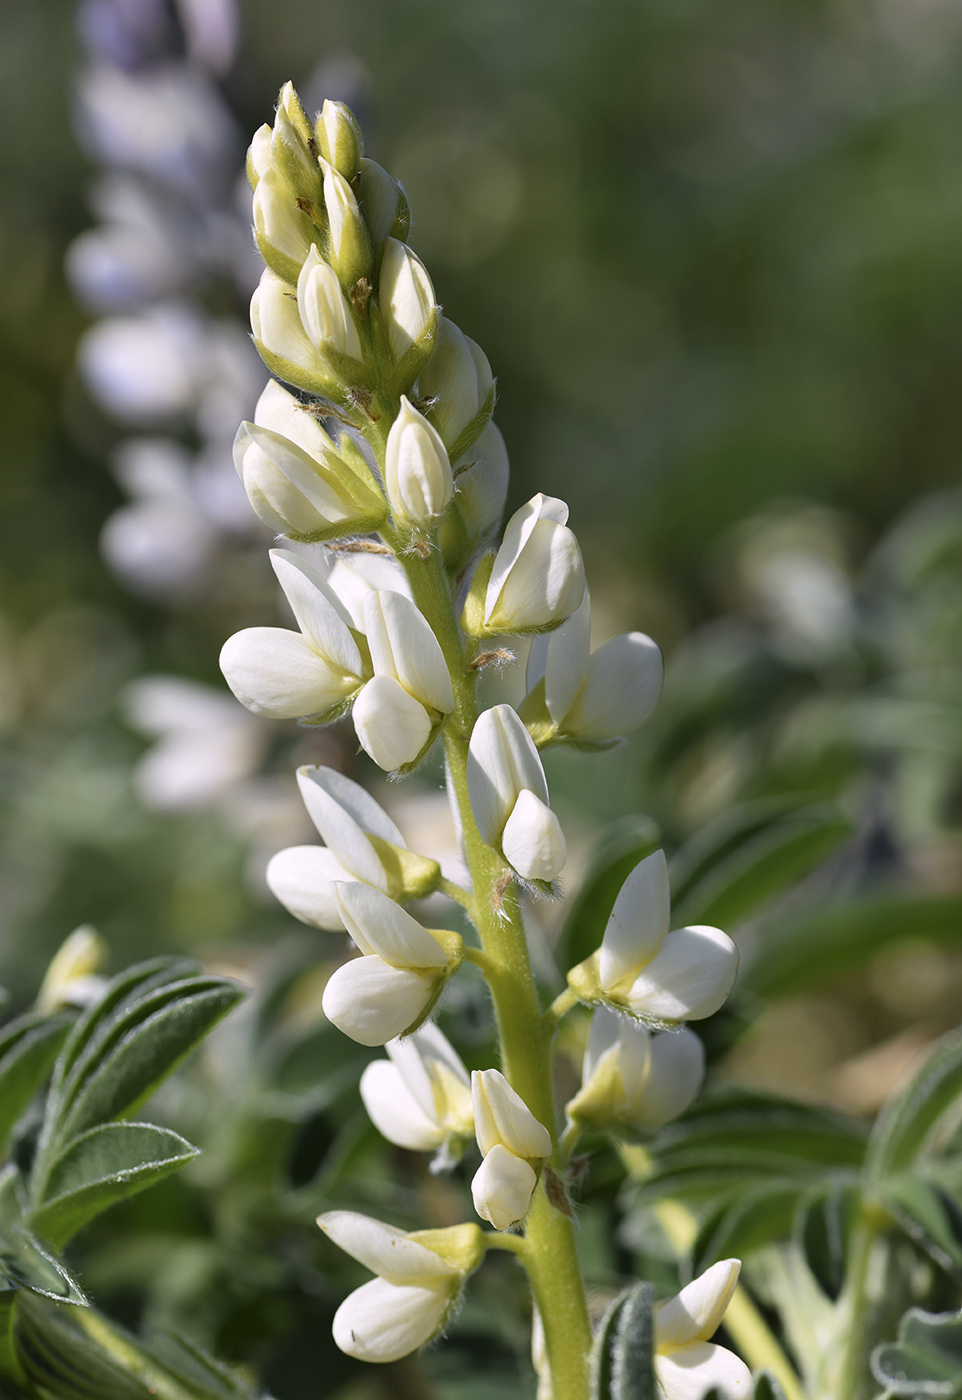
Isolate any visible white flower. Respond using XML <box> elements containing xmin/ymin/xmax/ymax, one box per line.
<box><xmin>266</xmin><ymin>764</ymin><xmax>438</xmax><ymax>930</ymax></box>
<box><xmin>379</xmin><ymin>238</ymin><xmax>437</xmax><ymax>362</ymax></box>
<box><xmin>318</xmin><ymin>1211</ymin><xmax>482</xmax><ymax>1364</ymax></box>
<box><xmin>568</xmin><ymin>851</ymin><xmax>738</xmax><ymax>1026</ymax></box>
<box><xmin>296</xmin><ymin>247</ymin><xmax>363</xmax><ymax>361</ymax></box>
<box><xmin>352</xmin><ymin>591</ymin><xmax>455</xmax><ymax>771</ymax></box>
<box><xmin>481</xmin><ymin>494</ymin><xmax>585</xmax><ymax>636</ymax></box>
<box><xmin>358</xmin><ymin>158</ymin><xmax>407</xmax><ymax>248</ymax></box>
<box><xmin>322</xmin><ymin>882</ymin><xmax>461</xmax><ymax>1046</ymax></box>
<box><xmin>655</xmin><ymin>1261</ymin><xmax>752</xmax><ymax>1399</ymax></box>
<box><xmin>566</xmin><ymin>1008</ymin><xmax>704</xmax><ymax>1133</ymax></box>
<box><xmin>219</xmin><ymin>549</ymin><xmax>366</xmax><ymax>721</ymax></box>
<box><xmin>250</xmin><ymin>267</ymin><xmax>317</xmax><ymax>375</ymax></box>
<box><xmin>466</xmin><ymin>705</ymin><xmax>566</xmax><ymax>882</ymax></box>
<box><xmin>320</xmin><ymin>157</ymin><xmax>371</xmax><ymax>288</ymax></box>
<box><xmin>37</xmin><ymin>927</ymin><xmax>108</xmax><ymax>1014</ymax></box>
<box><xmin>361</xmin><ymin>1023</ymin><xmax>473</xmax><ymax>1152</ymax></box>
<box><xmin>252</xmin><ymin>165</ymin><xmax>314</xmax><ymax>275</ymax></box>
<box><xmin>470</xmin><ymin>1069</ymin><xmax>552</xmax><ymax>1230</ymax></box>
<box><xmin>525</xmin><ymin>592</ymin><xmax>664</xmax><ymax>745</ymax></box>
<box><xmin>384</xmin><ymin>395</ymin><xmax>453</xmax><ymax>525</ymax></box>
<box><xmin>418</xmin><ymin>318</ymin><xmax>494</xmax><ymax>452</ymax></box>
<box><xmin>450</xmin><ymin>422</ymin><xmax>510</xmax><ymax>552</ymax></box>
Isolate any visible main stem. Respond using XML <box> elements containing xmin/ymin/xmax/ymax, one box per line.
<box><xmin>399</xmin><ymin>542</ymin><xmax>592</xmax><ymax>1400</ymax></box>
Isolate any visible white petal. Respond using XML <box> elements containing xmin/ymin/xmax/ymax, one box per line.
<box><xmin>363</xmin><ymin>591</ymin><xmax>454</xmax><ymax>714</ymax></box>
<box><xmin>471</xmin><ymin>1145</ymin><xmax>537</xmax><ymax>1231</ymax></box>
<box><xmin>655</xmin><ymin>1343</ymin><xmax>752</xmax><ymax>1399</ymax></box>
<box><xmin>489</xmin><ymin>519</ymin><xmax>585</xmax><ymax>633</ymax></box>
<box><xmin>583</xmin><ymin>1005</ymin><xmax>624</xmax><ymax>1085</ymax></box>
<box><xmin>656</xmin><ymin>1260</ymin><xmax>742</xmax><ymax>1350</ymax></box>
<box><xmin>388</xmin><ymin>1023</ymin><xmax>469</xmax><ymax>1122</ymax></box>
<box><xmin>332</xmin><ymin>1277</ymin><xmax>453</xmax><ymax>1362</ymax></box>
<box><xmin>626</xmin><ymin>926</ymin><xmax>739</xmax><ymax>1023</ymax></box>
<box><xmin>353</xmin><ymin>675</ymin><xmax>433</xmax><ymax>771</ymax></box>
<box><xmin>360</xmin><ymin>1061</ymin><xmax>444</xmax><ymax>1151</ymax></box>
<box><xmin>322</xmin><ymin>957</ymin><xmax>436</xmax><ymax>1045</ymax></box>
<box><xmin>318</xmin><ymin>1210</ymin><xmax>454</xmax><ymax>1284</ymax></box>
<box><xmin>219</xmin><ymin>628</ymin><xmax>355</xmax><ymax>719</ymax></box>
<box><xmin>318</xmin><ymin>550</ymin><xmax>412</xmax><ymax>628</ymax></box>
<box><xmin>331</xmin><ymin>882</ymin><xmax>449</xmax><ymax>969</ymax></box>
<box><xmin>296</xmin><ymin>764</ymin><xmax>402</xmax><ymax>884</ymax></box>
<box><xmin>485</xmin><ymin>494</ymin><xmax>568</xmax><ymax>621</ymax></box>
<box><xmin>627</xmin><ymin>1029</ymin><xmax>704</xmax><ymax>1128</ymax></box>
<box><xmin>254</xmin><ymin>378</ymin><xmax>338</xmax><ymax>461</ymax></box>
<box><xmin>472</xmin><ymin>1069</ymin><xmax>552</xmax><ymax>1159</ymax></box>
<box><xmin>453</xmin><ymin>422</ymin><xmax>510</xmax><ymax>544</ymax></box>
<box><xmin>541</xmin><ymin>593</ymin><xmax>591</xmax><ymax>725</ymax></box>
<box><xmin>501</xmin><ymin>789</ymin><xmax>567</xmax><ymax>881</ymax></box>
<box><xmin>466</xmin><ymin>705</ymin><xmax>549</xmax><ymax>845</ymax></box>
<box><xmin>599</xmin><ymin>850</ymin><xmax>671</xmax><ymax>995</ymax></box>
<box><xmin>265</xmin><ymin>845</ymin><xmax>353</xmax><ymax>929</ymax></box>
<box><xmin>611</xmin><ymin>1019</ymin><xmax>653</xmax><ymax>1104</ymax></box>
<box><xmin>269</xmin><ymin>550</ymin><xmax>360</xmax><ymax>664</ymax></box>
<box><xmin>567</xmin><ymin>632</ymin><xmax>663</xmax><ymax>740</ymax></box>
<box><xmin>380</xmin><ymin>239</ymin><xmax>436</xmax><ymax>359</ymax></box>
<box><xmin>385</xmin><ymin>396</ymin><xmax>453</xmax><ymax>523</ymax></box>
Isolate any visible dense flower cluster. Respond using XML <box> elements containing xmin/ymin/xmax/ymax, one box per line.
<box><xmin>220</xmin><ymin>83</ymin><xmax>747</xmax><ymax>1399</ymax></box>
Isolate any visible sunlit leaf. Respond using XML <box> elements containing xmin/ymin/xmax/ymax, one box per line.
<box><xmin>871</xmin><ymin>1307</ymin><xmax>962</xmax><ymax>1397</ymax></box>
<box><xmin>866</xmin><ymin>1030</ymin><xmax>962</xmax><ymax>1185</ymax></box>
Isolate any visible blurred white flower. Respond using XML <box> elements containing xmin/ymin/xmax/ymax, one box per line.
<box><xmin>655</xmin><ymin>1261</ymin><xmax>752</xmax><ymax>1399</ymax></box>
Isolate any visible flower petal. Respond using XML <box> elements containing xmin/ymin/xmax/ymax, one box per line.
<box><xmin>331</xmin><ymin>882</ymin><xmax>449</xmax><ymax>968</ymax></box>
<box><xmin>265</xmin><ymin>845</ymin><xmax>352</xmax><ymax>929</ymax></box>
<box><xmin>566</xmin><ymin>631</ymin><xmax>663</xmax><ymax>741</ymax></box>
<box><xmin>583</xmin><ymin>1005</ymin><xmax>624</xmax><ymax>1085</ymax></box>
<box><xmin>269</xmin><ymin>549</ymin><xmax>360</xmax><ymax>665</ymax></box>
<box><xmin>322</xmin><ymin>956</ymin><xmax>437</xmax><ymax>1045</ymax></box>
<box><xmin>485</xmin><ymin>494</ymin><xmax>568</xmax><ymax>622</ymax></box>
<box><xmin>491</xmin><ymin>519</ymin><xmax>585</xmax><ymax>633</ymax></box>
<box><xmin>363</xmin><ymin>591</ymin><xmax>454</xmax><ymax>715</ymax></box>
<box><xmin>353</xmin><ymin>675</ymin><xmax>434</xmax><ymax>771</ymax></box>
<box><xmin>318</xmin><ymin>1210</ymin><xmax>454</xmax><ymax>1283</ymax></box>
<box><xmin>625</xmin><ymin>925</ymin><xmax>739</xmax><ymax>1023</ymax></box>
<box><xmin>656</xmin><ymin>1260</ymin><xmax>742</xmax><ymax>1350</ymax></box>
<box><xmin>388</xmin><ymin>1023</ymin><xmax>470</xmax><ymax>1122</ymax></box>
<box><xmin>332</xmin><ymin>1277</ymin><xmax>453</xmax><ymax>1363</ymax></box>
<box><xmin>296</xmin><ymin>764</ymin><xmax>402</xmax><ymax>885</ymax></box>
<box><xmin>219</xmin><ymin>628</ymin><xmax>355</xmax><ymax>719</ymax></box>
<box><xmin>542</xmin><ymin>593</ymin><xmax>592</xmax><ymax>725</ymax></box>
<box><xmin>626</xmin><ymin>1028</ymin><xmax>704</xmax><ymax>1129</ymax></box>
<box><xmin>599</xmin><ymin>850</ymin><xmax>671</xmax><ymax>995</ymax></box>
<box><xmin>466</xmin><ymin>705</ymin><xmax>549</xmax><ymax>845</ymax></box>
<box><xmin>472</xmin><ymin>1069</ymin><xmax>552</xmax><ymax>1159</ymax></box>
<box><xmin>501</xmin><ymin>789</ymin><xmax>567</xmax><ymax>881</ymax></box>
<box><xmin>254</xmin><ymin>377</ymin><xmax>339</xmax><ymax>461</ymax></box>
<box><xmin>360</xmin><ymin>1060</ymin><xmax>444</xmax><ymax>1151</ymax></box>
<box><xmin>471</xmin><ymin>1145</ymin><xmax>538</xmax><ymax>1231</ymax></box>
<box><xmin>654</xmin><ymin>1342</ymin><xmax>752</xmax><ymax>1399</ymax></box>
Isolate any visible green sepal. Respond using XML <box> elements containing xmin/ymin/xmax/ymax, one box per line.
<box><xmin>366</xmin><ymin>835</ymin><xmax>443</xmax><ymax>902</ymax></box>
<box><xmin>410</xmin><ymin>1222</ymin><xmax>485</xmax><ymax>1275</ymax></box>
<box><xmin>460</xmin><ymin>552</ymin><xmax>495</xmax><ymax>636</ymax></box>
<box><xmin>296</xmin><ymin>685</ymin><xmax>365</xmax><ymax>729</ymax></box>
<box><xmin>517</xmin><ymin>678</ymin><xmax>557</xmax><ymax>747</ymax></box>
<box><xmin>254</xmin><ymin>225</ymin><xmax>319</xmax><ymax>287</ymax></box>
<box><xmin>252</xmin><ymin>338</ymin><xmax>346</xmax><ymax>402</ymax></box>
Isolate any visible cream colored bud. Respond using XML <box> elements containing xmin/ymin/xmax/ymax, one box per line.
<box><xmin>296</xmin><ymin>247</ymin><xmax>363</xmax><ymax>360</ymax></box>
<box><xmin>321</xmin><ymin>158</ymin><xmax>372</xmax><ymax>288</ymax></box>
<box><xmin>480</xmin><ymin>495</ymin><xmax>585</xmax><ymax>637</ymax></box>
<box><xmin>252</xmin><ymin>166</ymin><xmax>316</xmax><ymax>281</ymax></box>
<box><xmin>272</xmin><ymin>83</ymin><xmax>320</xmax><ymax>194</ymax></box>
<box><xmin>358</xmin><ymin>158</ymin><xmax>405</xmax><ymax>247</ymax></box>
<box><xmin>316</xmin><ymin>99</ymin><xmax>362</xmax><ymax>178</ymax></box>
<box><xmin>384</xmin><ymin>396</ymin><xmax>453</xmax><ymax>524</ymax></box>
<box><xmin>250</xmin><ymin>267</ymin><xmax>334</xmax><ymax>393</ymax></box>
<box><xmin>37</xmin><ymin>927</ymin><xmax>108</xmax><ymax>1013</ymax></box>
<box><xmin>247</xmin><ymin>123</ymin><xmax>272</xmax><ymax>186</ymax></box>
<box><xmin>419</xmin><ymin>319</ymin><xmax>494</xmax><ymax>455</ymax></box>
<box><xmin>379</xmin><ymin>238</ymin><xmax>437</xmax><ymax>369</ymax></box>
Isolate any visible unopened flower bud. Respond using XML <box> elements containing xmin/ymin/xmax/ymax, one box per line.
<box><xmin>318</xmin><ymin>1211</ymin><xmax>483</xmax><ymax>1364</ymax></box>
<box><xmin>322</xmin><ymin>882</ymin><xmax>462</xmax><ymax>1045</ymax></box>
<box><xmin>378</xmin><ymin>238</ymin><xmax>437</xmax><ymax>385</ymax></box>
<box><xmin>252</xmin><ymin>165</ymin><xmax>317</xmax><ymax>283</ymax></box>
<box><xmin>384</xmin><ymin>396</ymin><xmax>453</xmax><ymax>525</ymax></box>
<box><xmin>466</xmin><ymin>495</ymin><xmax>585</xmax><ymax>638</ymax></box>
<box><xmin>321</xmin><ymin>158</ymin><xmax>372</xmax><ymax>288</ymax></box>
<box><xmin>316</xmin><ymin>99</ymin><xmax>362</xmax><ymax>179</ymax></box>
<box><xmin>251</xmin><ymin>268</ymin><xmax>339</xmax><ymax>396</ymax></box>
<box><xmin>470</xmin><ymin>1069</ymin><xmax>551</xmax><ymax>1230</ymax></box>
<box><xmin>37</xmin><ymin>926</ymin><xmax>108</xmax><ymax>1013</ymax></box>
<box><xmin>247</xmin><ymin>123</ymin><xmax>272</xmax><ymax>187</ymax></box>
<box><xmin>272</xmin><ymin>83</ymin><xmax>321</xmax><ymax>196</ymax></box>
<box><xmin>233</xmin><ymin>420</ymin><xmax>388</xmax><ymax>542</ymax></box>
<box><xmin>297</xmin><ymin>247</ymin><xmax>363</xmax><ymax>361</ymax></box>
<box><xmin>419</xmin><ymin>318</ymin><xmax>494</xmax><ymax>457</ymax></box>
<box><xmin>466</xmin><ymin>705</ymin><xmax>566</xmax><ymax>882</ymax></box>
<box><xmin>566</xmin><ymin>1008</ymin><xmax>704</xmax><ymax>1134</ymax></box>
<box><xmin>441</xmin><ymin>422</ymin><xmax>511</xmax><ymax>569</ymax></box>
<box><xmin>358</xmin><ymin>158</ymin><xmax>408</xmax><ymax>248</ymax></box>
<box><xmin>567</xmin><ymin>850</ymin><xmax>739</xmax><ymax>1026</ymax></box>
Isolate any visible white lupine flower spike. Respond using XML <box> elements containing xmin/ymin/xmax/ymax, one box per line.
<box><xmin>318</xmin><ymin>1211</ymin><xmax>484</xmax><ymax>1363</ymax></box>
<box><xmin>467</xmin><ymin>705</ymin><xmax>566</xmax><ymax>883</ymax></box>
<box><xmin>266</xmin><ymin>765</ymin><xmax>440</xmax><ymax>929</ymax></box>
<box><xmin>655</xmin><ymin>1261</ymin><xmax>752</xmax><ymax>1399</ymax></box>
<box><xmin>361</xmin><ymin>1023</ymin><xmax>473</xmax><ymax>1156</ymax></box>
<box><xmin>567</xmin><ymin>850</ymin><xmax>739</xmax><ymax>1026</ymax></box>
<box><xmin>471</xmin><ymin>1069</ymin><xmax>551</xmax><ymax>1230</ymax></box>
<box><xmin>322</xmin><ymin>882</ymin><xmax>462</xmax><ymax>1045</ymax></box>
<box><xmin>566</xmin><ymin>1008</ymin><xmax>704</xmax><ymax>1134</ymax></box>
<box><xmin>219</xmin><ymin>549</ymin><xmax>366</xmax><ymax>721</ymax></box>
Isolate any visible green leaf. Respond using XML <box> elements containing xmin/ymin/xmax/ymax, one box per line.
<box><xmin>14</xmin><ymin>1291</ymin><xmax>148</xmax><ymax>1400</ymax></box>
<box><xmin>590</xmin><ymin>1284</ymin><xmax>656</xmax><ymax>1400</ymax></box>
<box><xmin>742</xmin><ymin>895</ymin><xmax>962</xmax><ymax>1000</ymax></box>
<box><xmin>0</xmin><ymin>1229</ymin><xmax>87</xmax><ymax>1305</ymax></box>
<box><xmin>0</xmin><ymin>1285</ymin><xmax>25</xmax><ymax>1384</ymax></box>
<box><xmin>144</xmin><ymin>1332</ymin><xmax>263</xmax><ymax>1400</ymax></box>
<box><xmin>753</xmin><ymin>1375</ymin><xmax>786</xmax><ymax>1400</ymax></box>
<box><xmin>42</xmin><ymin>972</ymin><xmax>243</xmax><ymax>1157</ymax></box>
<box><xmin>0</xmin><ymin>1012</ymin><xmax>73</xmax><ymax>1156</ymax></box>
<box><xmin>558</xmin><ymin>817</ymin><xmax>661</xmax><ymax>972</ymax></box>
<box><xmin>866</xmin><ymin>1030</ymin><xmax>962</xmax><ymax>1185</ymax></box>
<box><xmin>884</xmin><ymin>1176</ymin><xmax>962</xmax><ymax>1280</ymax></box>
<box><xmin>28</xmin><ymin>1123</ymin><xmax>199</xmax><ymax>1251</ymax></box>
<box><xmin>871</xmin><ymin>1307</ymin><xmax>962</xmax><ymax>1397</ymax></box>
<box><xmin>670</xmin><ymin>799</ymin><xmax>851</xmax><ymax>928</ymax></box>
<box><xmin>794</xmin><ymin>1181</ymin><xmax>860</xmax><ymax>1300</ymax></box>
<box><xmin>590</xmin><ymin>1292</ymin><xmax>626</xmax><ymax>1400</ymax></box>
<box><xmin>692</xmin><ymin>1182</ymin><xmax>801</xmax><ymax>1272</ymax></box>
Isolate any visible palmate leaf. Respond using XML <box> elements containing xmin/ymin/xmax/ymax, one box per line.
<box><xmin>866</xmin><ymin>1030</ymin><xmax>962</xmax><ymax>1185</ymax></box>
<box><xmin>27</xmin><ymin>1123</ymin><xmax>199</xmax><ymax>1252</ymax></box>
<box><xmin>883</xmin><ymin>1176</ymin><xmax>962</xmax><ymax>1281</ymax></box>
<box><xmin>691</xmin><ymin>1181</ymin><xmax>803</xmax><ymax>1274</ymax></box>
<box><xmin>590</xmin><ymin>1283</ymin><xmax>655</xmax><ymax>1400</ymax></box>
<box><xmin>0</xmin><ymin>1013</ymin><xmax>74</xmax><ymax>1159</ymax></box>
<box><xmin>558</xmin><ymin>816</ymin><xmax>661</xmax><ymax>972</ymax></box>
<box><xmin>871</xmin><ymin>1308</ymin><xmax>962</xmax><ymax>1398</ymax></box>
<box><xmin>794</xmin><ymin>1181</ymin><xmax>861</xmax><ymax>1300</ymax></box>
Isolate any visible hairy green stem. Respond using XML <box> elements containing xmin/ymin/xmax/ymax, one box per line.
<box><xmin>72</xmin><ymin>1310</ymin><xmax>201</xmax><ymax>1400</ymax></box>
<box><xmin>837</xmin><ymin>1208</ymin><xmax>883</xmax><ymax>1400</ymax></box>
